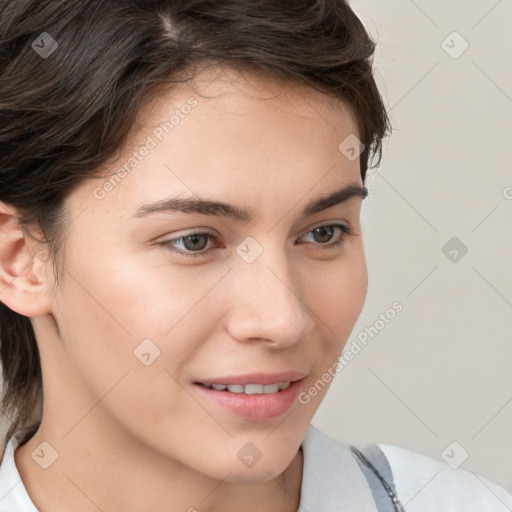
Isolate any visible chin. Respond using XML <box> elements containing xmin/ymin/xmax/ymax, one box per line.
<box><xmin>219</xmin><ymin>441</ymin><xmax>298</xmax><ymax>484</ymax></box>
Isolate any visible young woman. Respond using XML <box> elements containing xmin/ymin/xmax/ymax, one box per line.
<box><xmin>0</xmin><ymin>1</ymin><xmax>510</xmax><ymax>511</ymax></box>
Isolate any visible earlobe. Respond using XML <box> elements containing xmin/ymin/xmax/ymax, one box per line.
<box><xmin>0</xmin><ymin>201</ymin><xmax>53</xmax><ymax>317</ymax></box>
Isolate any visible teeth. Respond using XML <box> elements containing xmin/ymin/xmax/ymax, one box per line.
<box><xmin>205</xmin><ymin>382</ymin><xmax>291</xmax><ymax>394</ymax></box>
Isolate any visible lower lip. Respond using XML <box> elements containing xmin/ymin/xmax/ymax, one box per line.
<box><xmin>193</xmin><ymin>379</ymin><xmax>303</xmax><ymax>421</ymax></box>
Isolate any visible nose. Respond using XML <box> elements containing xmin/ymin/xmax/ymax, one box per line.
<box><xmin>224</xmin><ymin>243</ymin><xmax>315</xmax><ymax>348</ymax></box>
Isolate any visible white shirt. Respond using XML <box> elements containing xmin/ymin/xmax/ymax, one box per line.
<box><xmin>0</xmin><ymin>423</ymin><xmax>510</xmax><ymax>511</ymax></box>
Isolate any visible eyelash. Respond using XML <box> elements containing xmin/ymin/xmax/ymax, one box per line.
<box><xmin>157</xmin><ymin>223</ymin><xmax>354</xmax><ymax>258</ymax></box>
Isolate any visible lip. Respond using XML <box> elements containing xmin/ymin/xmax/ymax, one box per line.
<box><xmin>193</xmin><ymin>377</ymin><xmax>305</xmax><ymax>421</ymax></box>
<box><xmin>194</xmin><ymin>370</ymin><xmax>307</xmax><ymax>387</ymax></box>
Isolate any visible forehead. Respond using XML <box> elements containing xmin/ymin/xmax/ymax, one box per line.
<box><xmin>72</xmin><ymin>66</ymin><xmax>362</xmax><ymax>223</ymax></box>
<box><xmin>139</xmin><ymin>65</ymin><xmax>359</xmax><ymax>140</ymax></box>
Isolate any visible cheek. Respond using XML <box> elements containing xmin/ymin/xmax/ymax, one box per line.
<box><xmin>53</xmin><ymin>256</ymin><xmax>218</xmax><ymax>449</ymax></box>
<box><xmin>307</xmin><ymin>248</ymin><xmax>368</xmax><ymax>374</ymax></box>
<box><xmin>313</xmin><ymin>249</ymin><xmax>367</xmax><ymax>332</ymax></box>
<box><xmin>60</xmin><ymin>245</ymin><xmax>219</xmax><ymax>341</ymax></box>
<box><xmin>54</xmin><ymin>250</ymin><xmax>206</xmax><ymax>398</ymax></box>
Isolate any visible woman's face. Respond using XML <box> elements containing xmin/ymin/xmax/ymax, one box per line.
<box><xmin>36</xmin><ymin>67</ymin><xmax>368</xmax><ymax>483</ymax></box>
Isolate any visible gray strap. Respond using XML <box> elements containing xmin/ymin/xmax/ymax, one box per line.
<box><xmin>350</xmin><ymin>444</ymin><xmax>407</xmax><ymax>512</ymax></box>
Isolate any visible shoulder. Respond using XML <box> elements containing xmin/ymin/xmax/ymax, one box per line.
<box><xmin>303</xmin><ymin>426</ymin><xmax>512</xmax><ymax>511</ymax></box>
<box><xmin>377</xmin><ymin>442</ymin><xmax>512</xmax><ymax>511</ymax></box>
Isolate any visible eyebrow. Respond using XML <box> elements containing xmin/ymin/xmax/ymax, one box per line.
<box><xmin>132</xmin><ymin>183</ymin><xmax>368</xmax><ymax>222</ymax></box>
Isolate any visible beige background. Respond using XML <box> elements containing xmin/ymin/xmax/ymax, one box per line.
<box><xmin>313</xmin><ymin>0</ymin><xmax>512</xmax><ymax>491</ymax></box>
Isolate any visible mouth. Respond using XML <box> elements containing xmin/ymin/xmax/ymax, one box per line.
<box><xmin>192</xmin><ymin>377</ymin><xmax>306</xmax><ymax>421</ymax></box>
<box><xmin>194</xmin><ymin>381</ymin><xmax>292</xmax><ymax>394</ymax></box>
<box><xmin>193</xmin><ymin>369</ymin><xmax>307</xmax><ymax>389</ymax></box>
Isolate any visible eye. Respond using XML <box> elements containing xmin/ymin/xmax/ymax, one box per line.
<box><xmin>158</xmin><ymin>223</ymin><xmax>353</xmax><ymax>258</ymax></box>
<box><xmin>158</xmin><ymin>231</ymin><xmax>217</xmax><ymax>257</ymax></box>
<box><xmin>298</xmin><ymin>223</ymin><xmax>353</xmax><ymax>250</ymax></box>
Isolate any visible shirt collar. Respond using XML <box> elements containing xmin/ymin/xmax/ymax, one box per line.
<box><xmin>298</xmin><ymin>424</ymin><xmax>379</xmax><ymax>511</ymax></box>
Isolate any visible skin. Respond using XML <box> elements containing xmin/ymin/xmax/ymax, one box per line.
<box><xmin>0</xmin><ymin>66</ymin><xmax>368</xmax><ymax>512</ymax></box>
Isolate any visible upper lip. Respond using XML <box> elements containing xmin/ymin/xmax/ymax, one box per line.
<box><xmin>195</xmin><ymin>370</ymin><xmax>307</xmax><ymax>387</ymax></box>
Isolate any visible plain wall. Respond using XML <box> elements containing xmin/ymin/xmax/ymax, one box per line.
<box><xmin>312</xmin><ymin>0</ymin><xmax>512</xmax><ymax>491</ymax></box>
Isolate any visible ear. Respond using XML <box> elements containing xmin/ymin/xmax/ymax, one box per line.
<box><xmin>0</xmin><ymin>201</ymin><xmax>53</xmax><ymax>317</ymax></box>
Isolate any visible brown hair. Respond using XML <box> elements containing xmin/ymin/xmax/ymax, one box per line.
<box><xmin>0</xmin><ymin>0</ymin><xmax>392</xmax><ymax>458</ymax></box>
